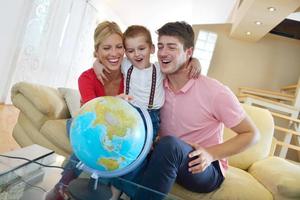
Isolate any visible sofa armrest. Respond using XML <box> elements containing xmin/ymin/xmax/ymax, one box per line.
<box><xmin>11</xmin><ymin>81</ymin><xmax>70</xmax><ymax>119</ymax></box>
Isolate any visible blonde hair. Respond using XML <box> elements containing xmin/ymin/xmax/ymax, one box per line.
<box><xmin>94</xmin><ymin>21</ymin><xmax>123</xmax><ymax>57</ymax></box>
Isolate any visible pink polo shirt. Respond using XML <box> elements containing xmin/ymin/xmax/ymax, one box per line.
<box><xmin>159</xmin><ymin>75</ymin><xmax>245</xmax><ymax>176</ymax></box>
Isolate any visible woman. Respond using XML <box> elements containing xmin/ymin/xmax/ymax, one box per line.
<box><xmin>46</xmin><ymin>21</ymin><xmax>125</xmax><ymax>200</ymax></box>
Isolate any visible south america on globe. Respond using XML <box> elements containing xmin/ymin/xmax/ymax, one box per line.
<box><xmin>70</xmin><ymin>96</ymin><xmax>153</xmax><ymax>178</ymax></box>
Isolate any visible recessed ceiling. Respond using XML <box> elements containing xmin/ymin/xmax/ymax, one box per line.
<box><xmin>229</xmin><ymin>0</ymin><xmax>300</xmax><ymax>42</ymax></box>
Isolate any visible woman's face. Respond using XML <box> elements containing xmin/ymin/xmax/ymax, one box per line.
<box><xmin>95</xmin><ymin>33</ymin><xmax>124</xmax><ymax>71</ymax></box>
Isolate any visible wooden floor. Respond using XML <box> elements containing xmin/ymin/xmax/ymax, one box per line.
<box><xmin>0</xmin><ymin>104</ymin><xmax>20</xmax><ymax>153</ymax></box>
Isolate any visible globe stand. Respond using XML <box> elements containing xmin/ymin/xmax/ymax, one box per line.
<box><xmin>68</xmin><ymin>178</ymin><xmax>112</xmax><ymax>200</ymax></box>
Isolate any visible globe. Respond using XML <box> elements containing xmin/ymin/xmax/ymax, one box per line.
<box><xmin>70</xmin><ymin>96</ymin><xmax>153</xmax><ymax>178</ymax></box>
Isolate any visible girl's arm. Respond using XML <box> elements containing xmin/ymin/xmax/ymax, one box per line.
<box><xmin>93</xmin><ymin>59</ymin><xmax>109</xmax><ymax>85</ymax></box>
<box><xmin>187</xmin><ymin>58</ymin><xmax>201</xmax><ymax>78</ymax></box>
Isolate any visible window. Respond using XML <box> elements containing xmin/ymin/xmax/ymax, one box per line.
<box><xmin>193</xmin><ymin>31</ymin><xmax>217</xmax><ymax>76</ymax></box>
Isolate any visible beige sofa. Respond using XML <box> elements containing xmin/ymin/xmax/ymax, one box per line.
<box><xmin>11</xmin><ymin>81</ymin><xmax>300</xmax><ymax>200</ymax></box>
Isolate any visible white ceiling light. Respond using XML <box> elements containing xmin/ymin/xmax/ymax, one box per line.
<box><xmin>246</xmin><ymin>31</ymin><xmax>251</xmax><ymax>35</ymax></box>
<box><xmin>268</xmin><ymin>7</ymin><xmax>276</xmax><ymax>12</ymax></box>
<box><xmin>255</xmin><ymin>21</ymin><xmax>262</xmax><ymax>25</ymax></box>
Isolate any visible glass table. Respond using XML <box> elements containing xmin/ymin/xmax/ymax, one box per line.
<box><xmin>65</xmin><ymin>158</ymin><xmax>182</xmax><ymax>200</ymax></box>
<box><xmin>0</xmin><ymin>145</ymin><xmax>182</xmax><ymax>200</ymax></box>
<box><xmin>68</xmin><ymin>177</ymin><xmax>181</xmax><ymax>200</ymax></box>
<box><xmin>0</xmin><ymin>144</ymin><xmax>59</xmax><ymax>200</ymax></box>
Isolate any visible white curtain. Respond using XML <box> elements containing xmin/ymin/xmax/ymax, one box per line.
<box><xmin>5</xmin><ymin>0</ymin><xmax>100</xmax><ymax>103</ymax></box>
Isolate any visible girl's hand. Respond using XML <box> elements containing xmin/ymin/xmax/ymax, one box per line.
<box><xmin>117</xmin><ymin>93</ymin><xmax>133</xmax><ymax>102</ymax></box>
<box><xmin>93</xmin><ymin>59</ymin><xmax>110</xmax><ymax>85</ymax></box>
<box><xmin>186</xmin><ymin>58</ymin><xmax>201</xmax><ymax>79</ymax></box>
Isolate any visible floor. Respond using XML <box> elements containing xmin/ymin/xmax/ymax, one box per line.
<box><xmin>0</xmin><ymin>104</ymin><xmax>20</xmax><ymax>153</ymax></box>
<box><xmin>0</xmin><ymin>104</ymin><xmax>63</xmax><ymax>200</ymax></box>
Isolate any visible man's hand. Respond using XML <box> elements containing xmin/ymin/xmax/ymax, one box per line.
<box><xmin>187</xmin><ymin>142</ymin><xmax>214</xmax><ymax>174</ymax></box>
<box><xmin>93</xmin><ymin>59</ymin><xmax>111</xmax><ymax>85</ymax></box>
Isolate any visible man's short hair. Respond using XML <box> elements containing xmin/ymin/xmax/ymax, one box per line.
<box><xmin>157</xmin><ymin>21</ymin><xmax>194</xmax><ymax>50</ymax></box>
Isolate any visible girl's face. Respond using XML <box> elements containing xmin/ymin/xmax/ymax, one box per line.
<box><xmin>95</xmin><ymin>33</ymin><xmax>124</xmax><ymax>71</ymax></box>
<box><xmin>125</xmin><ymin>35</ymin><xmax>154</xmax><ymax>69</ymax></box>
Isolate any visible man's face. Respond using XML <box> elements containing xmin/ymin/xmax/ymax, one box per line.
<box><xmin>157</xmin><ymin>35</ymin><xmax>192</xmax><ymax>75</ymax></box>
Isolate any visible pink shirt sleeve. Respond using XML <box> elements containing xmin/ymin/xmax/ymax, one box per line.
<box><xmin>212</xmin><ymin>86</ymin><xmax>245</xmax><ymax>128</ymax></box>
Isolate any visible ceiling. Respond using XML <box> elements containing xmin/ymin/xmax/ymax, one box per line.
<box><xmin>90</xmin><ymin>0</ymin><xmax>300</xmax><ymax>42</ymax></box>
<box><xmin>90</xmin><ymin>0</ymin><xmax>237</xmax><ymax>32</ymax></box>
<box><xmin>230</xmin><ymin>0</ymin><xmax>300</xmax><ymax>41</ymax></box>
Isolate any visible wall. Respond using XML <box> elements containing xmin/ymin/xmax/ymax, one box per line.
<box><xmin>193</xmin><ymin>24</ymin><xmax>300</xmax><ymax>94</ymax></box>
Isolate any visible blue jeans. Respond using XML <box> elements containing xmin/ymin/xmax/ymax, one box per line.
<box><xmin>58</xmin><ymin>119</ymin><xmax>82</xmax><ymax>186</ymax></box>
<box><xmin>59</xmin><ymin>108</ymin><xmax>160</xmax><ymax>186</ymax></box>
<box><xmin>115</xmin><ymin>136</ymin><xmax>224</xmax><ymax>200</ymax></box>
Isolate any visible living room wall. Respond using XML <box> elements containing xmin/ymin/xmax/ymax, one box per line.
<box><xmin>193</xmin><ymin>24</ymin><xmax>300</xmax><ymax>94</ymax></box>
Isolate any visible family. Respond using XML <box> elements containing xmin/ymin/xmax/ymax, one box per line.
<box><xmin>46</xmin><ymin>20</ymin><xmax>259</xmax><ymax>200</ymax></box>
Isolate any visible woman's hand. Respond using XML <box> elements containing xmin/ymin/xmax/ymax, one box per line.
<box><xmin>187</xmin><ymin>142</ymin><xmax>214</xmax><ymax>174</ymax></box>
<box><xmin>186</xmin><ymin>58</ymin><xmax>201</xmax><ymax>79</ymax></box>
<box><xmin>93</xmin><ymin>59</ymin><xmax>111</xmax><ymax>85</ymax></box>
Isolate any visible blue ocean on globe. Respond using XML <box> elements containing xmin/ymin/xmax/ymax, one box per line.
<box><xmin>70</xmin><ymin>96</ymin><xmax>153</xmax><ymax>178</ymax></box>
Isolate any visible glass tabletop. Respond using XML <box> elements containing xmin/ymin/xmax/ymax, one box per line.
<box><xmin>0</xmin><ymin>145</ymin><xmax>59</xmax><ymax>200</ymax></box>
<box><xmin>68</xmin><ymin>177</ymin><xmax>181</xmax><ymax>200</ymax></box>
<box><xmin>64</xmin><ymin>157</ymin><xmax>182</xmax><ymax>200</ymax></box>
<box><xmin>0</xmin><ymin>145</ymin><xmax>182</xmax><ymax>200</ymax></box>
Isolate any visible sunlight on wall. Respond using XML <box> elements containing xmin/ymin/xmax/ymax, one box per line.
<box><xmin>193</xmin><ymin>30</ymin><xmax>218</xmax><ymax>76</ymax></box>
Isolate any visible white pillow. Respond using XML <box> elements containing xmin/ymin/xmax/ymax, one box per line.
<box><xmin>58</xmin><ymin>87</ymin><xmax>81</xmax><ymax>118</ymax></box>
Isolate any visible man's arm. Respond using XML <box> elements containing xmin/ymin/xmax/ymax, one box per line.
<box><xmin>188</xmin><ymin>115</ymin><xmax>259</xmax><ymax>174</ymax></box>
<box><xmin>208</xmin><ymin>115</ymin><xmax>259</xmax><ymax>159</ymax></box>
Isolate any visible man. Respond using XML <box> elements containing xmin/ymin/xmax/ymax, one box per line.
<box><xmin>132</xmin><ymin>21</ymin><xmax>259</xmax><ymax>200</ymax></box>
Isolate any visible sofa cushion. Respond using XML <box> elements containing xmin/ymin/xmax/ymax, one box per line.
<box><xmin>249</xmin><ymin>156</ymin><xmax>300</xmax><ymax>199</ymax></box>
<box><xmin>224</xmin><ymin>104</ymin><xmax>274</xmax><ymax>170</ymax></box>
<box><xmin>17</xmin><ymin>112</ymin><xmax>66</xmax><ymax>155</ymax></box>
<box><xmin>170</xmin><ymin>166</ymin><xmax>272</xmax><ymax>200</ymax></box>
<box><xmin>58</xmin><ymin>87</ymin><xmax>81</xmax><ymax>118</ymax></box>
<box><xmin>12</xmin><ymin>123</ymin><xmax>34</xmax><ymax>146</ymax></box>
<box><xmin>12</xmin><ymin>93</ymin><xmax>48</xmax><ymax>129</ymax></box>
<box><xmin>41</xmin><ymin>119</ymin><xmax>72</xmax><ymax>157</ymax></box>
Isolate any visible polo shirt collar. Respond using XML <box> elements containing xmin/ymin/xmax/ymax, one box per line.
<box><xmin>164</xmin><ymin>78</ymin><xmax>196</xmax><ymax>93</ymax></box>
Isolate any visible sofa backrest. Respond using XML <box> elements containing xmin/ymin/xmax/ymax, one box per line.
<box><xmin>11</xmin><ymin>82</ymin><xmax>70</xmax><ymax>120</ymax></box>
<box><xmin>224</xmin><ymin>104</ymin><xmax>275</xmax><ymax>170</ymax></box>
